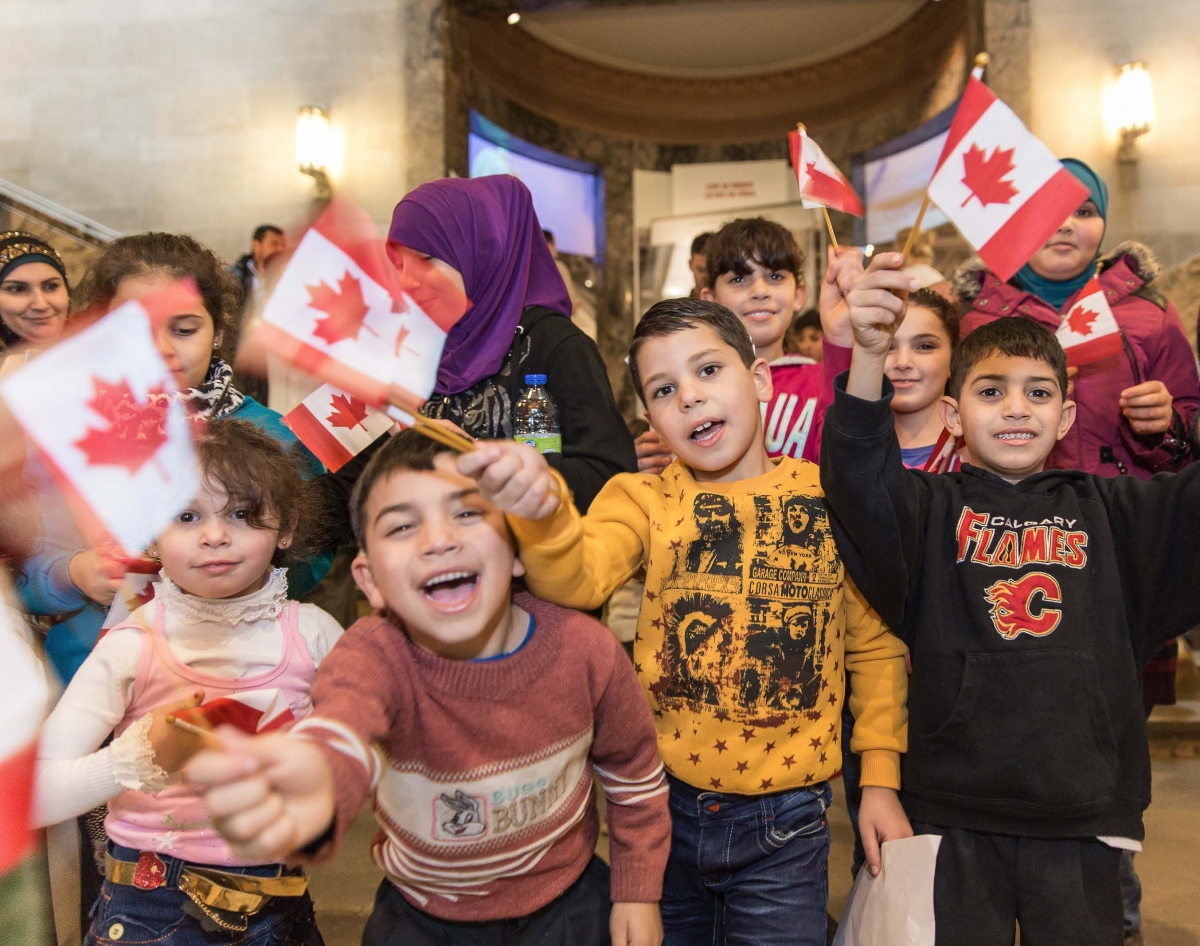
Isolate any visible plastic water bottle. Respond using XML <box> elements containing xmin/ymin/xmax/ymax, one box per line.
<box><xmin>513</xmin><ymin>374</ymin><xmax>561</xmax><ymax>454</ymax></box>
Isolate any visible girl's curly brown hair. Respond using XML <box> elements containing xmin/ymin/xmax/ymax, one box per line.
<box><xmin>76</xmin><ymin>232</ymin><xmax>243</xmax><ymax>358</ymax></box>
<box><xmin>192</xmin><ymin>420</ymin><xmax>329</xmax><ymax>569</ymax></box>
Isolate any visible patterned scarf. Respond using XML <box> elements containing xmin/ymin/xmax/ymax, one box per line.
<box><xmin>179</xmin><ymin>356</ymin><xmax>245</xmax><ymax>420</ymax></box>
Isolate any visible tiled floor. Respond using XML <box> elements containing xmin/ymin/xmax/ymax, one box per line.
<box><xmin>308</xmin><ymin>753</ymin><xmax>1200</xmax><ymax>945</ymax></box>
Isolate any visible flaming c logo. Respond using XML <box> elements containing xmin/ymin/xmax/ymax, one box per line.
<box><xmin>984</xmin><ymin>572</ymin><xmax>1063</xmax><ymax>640</ymax></box>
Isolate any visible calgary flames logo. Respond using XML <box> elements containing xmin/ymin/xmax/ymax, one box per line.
<box><xmin>984</xmin><ymin>572</ymin><xmax>1063</xmax><ymax>640</ymax></box>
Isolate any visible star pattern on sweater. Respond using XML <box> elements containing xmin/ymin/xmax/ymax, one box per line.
<box><xmin>760</xmin><ymin>777</ymin><xmax>774</xmax><ymax>789</ymax></box>
<box><xmin>689</xmin><ymin>753</ymin><xmax>702</xmax><ymax>766</ymax></box>
<box><xmin>782</xmin><ymin>755</ymin><xmax>796</xmax><ymax>770</ymax></box>
<box><xmin>710</xmin><ymin>778</ymin><xmax>723</xmax><ymax>789</ymax></box>
<box><xmin>713</xmin><ymin>740</ymin><xmax>728</xmax><ymax>754</ymax></box>
<box><xmin>735</xmin><ymin>760</ymin><xmax>749</xmax><ymax>773</ymax></box>
<box><xmin>764</xmin><ymin>741</ymin><xmax>775</xmax><ymax>754</ymax></box>
<box><xmin>740</xmin><ymin>727</ymin><xmax>756</xmax><ymax>742</ymax></box>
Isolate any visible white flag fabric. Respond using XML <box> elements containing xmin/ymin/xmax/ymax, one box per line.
<box><xmin>928</xmin><ymin>74</ymin><xmax>1088</xmax><ymax>281</ymax></box>
<box><xmin>284</xmin><ymin>383</ymin><xmax>398</xmax><ymax>472</ymax></box>
<box><xmin>1055</xmin><ymin>276</ymin><xmax>1124</xmax><ymax>367</ymax></box>
<box><xmin>789</xmin><ymin>128</ymin><xmax>864</xmax><ymax>217</ymax></box>
<box><xmin>254</xmin><ymin>199</ymin><xmax>464</xmax><ymax>417</ymax></box>
<box><xmin>0</xmin><ymin>287</ymin><xmax>201</xmax><ymax>553</ymax></box>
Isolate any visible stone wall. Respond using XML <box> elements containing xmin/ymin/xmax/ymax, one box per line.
<box><xmin>0</xmin><ymin>0</ymin><xmax>443</xmax><ymax>264</ymax></box>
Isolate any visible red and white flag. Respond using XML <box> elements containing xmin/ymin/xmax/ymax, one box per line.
<box><xmin>101</xmin><ymin>559</ymin><xmax>163</xmax><ymax>631</ymax></box>
<box><xmin>175</xmin><ymin>689</ymin><xmax>296</xmax><ymax>735</ymax></box>
<box><xmin>0</xmin><ymin>606</ymin><xmax>49</xmax><ymax>875</ymax></box>
<box><xmin>789</xmin><ymin>127</ymin><xmax>864</xmax><ymax>217</ymax></box>
<box><xmin>0</xmin><ymin>286</ymin><xmax>201</xmax><ymax>554</ymax></box>
<box><xmin>254</xmin><ymin>198</ymin><xmax>468</xmax><ymax>418</ymax></box>
<box><xmin>928</xmin><ymin>74</ymin><xmax>1089</xmax><ymax>282</ymax></box>
<box><xmin>1055</xmin><ymin>277</ymin><xmax>1123</xmax><ymax>367</ymax></box>
<box><xmin>284</xmin><ymin>383</ymin><xmax>397</xmax><ymax>472</ymax></box>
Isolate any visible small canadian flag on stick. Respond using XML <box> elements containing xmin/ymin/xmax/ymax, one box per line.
<box><xmin>285</xmin><ymin>382</ymin><xmax>397</xmax><ymax>472</ymax></box>
<box><xmin>173</xmin><ymin>689</ymin><xmax>297</xmax><ymax>735</ymax></box>
<box><xmin>253</xmin><ymin>197</ymin><xmax>468</xmax><ymax>421</ymax></box>
<box><xmin>0</xmin><ymin>284</ymin><xmax>201</xmax><ymax>554</ymax></box>
<box><xmin>1055</xmin><ymin>277</ymin><xmax>1124</xmax><ymax>367</ymax></box>
<box><xmin>789</xmin><ymin>127</ymin><xmax>864</xmax><ymax>218</ymax></box>
<box><xmin>926</xmin><ymin>66</ymin><xmax>1089</xmax><ymax>281</ymax></box>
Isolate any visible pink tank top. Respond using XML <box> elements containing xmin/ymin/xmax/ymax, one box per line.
<box><xmin>105</xmin><ymin>600</ymin><xmax>315</xmax><ymax>866</ymax></box>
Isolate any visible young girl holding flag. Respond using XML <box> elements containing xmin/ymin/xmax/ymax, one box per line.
<box><xmin>34</xmin><ymin>420</ymin><xmax>341</xmax><ymax>946</ymax></box>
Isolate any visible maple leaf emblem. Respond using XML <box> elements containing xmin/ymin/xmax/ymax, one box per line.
<box><xmin>74</xmin><ymin>378</ymin><xmax>170</xmax><ymax>475</ymax></box>
<box><xmin>326</xmin><ymin>392</ymin><xmax>370</xmax><ymax>431</ymax></box>
<box><xmin>307</xmin><ymin>271</ymin><xmax>378</xmax><ymax>346</ymax></box>
<box><xmin>1065</xmin><ymin>304</ymin><xmax>1099</xmax><ymax>336</ymax></box>
<box><xmin>961</xmin><ymin>144</ymin><xmax>1019</xmax><ymax>208</ymax></box>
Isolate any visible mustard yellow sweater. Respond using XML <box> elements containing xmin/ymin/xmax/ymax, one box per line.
<box><xmin>511</xmin><ymin>456</ymin><xmax>908</xmax><ymax>795</ymax></box>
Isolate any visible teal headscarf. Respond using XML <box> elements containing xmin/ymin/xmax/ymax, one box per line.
<box><xmin>1012</xmin><ymin>158</ymin><xmax>1109</xmax><ymax>311</ymax></box>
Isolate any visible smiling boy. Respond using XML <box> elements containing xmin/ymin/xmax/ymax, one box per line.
<box><xmin>459</xmin><ymin>298</ymin><xmax>909</xmax><ymax>946</ymax></box>
<box><xmin>820</xmin><ymin>254</ymin><xmax>1200</xmax><ymax>946</ymax></box>
<box><xmin>186</xmin><ymin>430</ymin><xmax>671</xmax><ymax>946</ymax></box>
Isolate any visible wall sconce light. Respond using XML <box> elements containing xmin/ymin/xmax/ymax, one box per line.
<box><xmin>296</xmin><ymin>105</ymin><xmax>333</xmax><ymax>200</ymax></box>
<box><xmin>1111</xmin><ymin>62</ymin><xmax>1153</xmax><ymax>165</ymax></box>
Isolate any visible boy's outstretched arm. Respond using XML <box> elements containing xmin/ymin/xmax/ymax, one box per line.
<box><xmin>457</xmin><ymin>441</ymin><xmax>562</xmax><ymax>520</ymax></box>
<box><xmin>186</xmin><ymin>730</ymin><xmax>335</xmax><ymax>863</ymax></box>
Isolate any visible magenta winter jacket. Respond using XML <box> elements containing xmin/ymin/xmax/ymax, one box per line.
<box><xmin>954</xmin><ymin>241</ymin><xmax>1199</xmax><ymax>480</ymax></box>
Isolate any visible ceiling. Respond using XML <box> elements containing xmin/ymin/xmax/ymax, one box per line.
<box><xmin>519</xmin><ymin>0</ymin><xmax>929</xmax><ymax>79</ymax></box>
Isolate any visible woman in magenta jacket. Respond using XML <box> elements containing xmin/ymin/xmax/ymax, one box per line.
<box><xmin>954</xmin><ymin>158</ymin><xmax>1198</xmax><ymax>479</ymax></box>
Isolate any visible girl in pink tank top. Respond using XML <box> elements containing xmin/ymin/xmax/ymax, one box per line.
<box><xmin>35</xmin><ymin>421</ymin><xmax>342</xmax><ymax>945</ymax></box>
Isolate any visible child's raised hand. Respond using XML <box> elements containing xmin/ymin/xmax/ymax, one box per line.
<box><xmin>455</xmin><ymin>441</ymin><xmax>561</xmax><ymax>520</ymax></box>
<box><xmin>634</xmin><ymin>430</ymin><xmax>672</xmax><ymax>475</ymax></box>
<box><xmin>843</xmin><ymin>252</ymin><xmax>919</xmax><ymax>359</ymax></box>
<box><xmin>185</xmin><ymin>728</ymin><xmax>336</xmax><ymax>863</ymax></box>
<box><xmin>819</xmin><ymin>245</ymin><xmax>865</xmax><ymax>348</ymax></box>
<box><xmin>857</xmin><ymin>786</ymin><xmax>914</xmax><ymax>877</ymax></box>
<box><xmin>610</xmin><ymin>901</ymin><xmax>663</xmax><ymax>946</ymax></box>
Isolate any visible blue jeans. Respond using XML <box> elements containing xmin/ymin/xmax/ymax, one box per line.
<box><xmin>85</xmin><ymin>844</ymin><xmax>322</xmax><ymax>945</ymax></box>
<box><xmin>662</xmin><ymin>774</ymin><xmax>832</xmax><ymax>946</ymax></box>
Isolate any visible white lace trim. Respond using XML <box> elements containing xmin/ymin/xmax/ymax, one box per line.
<box><xmin>154</xmin><ymin>568</ymin><xmax>288</xmax><ymax>626</ymax></box>
<box><xmin>110</xmin><ymin>714</ymin><xmax>169</xmax><ymax>793</ymax></box>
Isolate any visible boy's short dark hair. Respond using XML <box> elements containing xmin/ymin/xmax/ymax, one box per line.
<box><xmin>948</xmin><ymin>317</ymin><xmax>1068</xmax><ymax>400</ymax></box>
<box><xmin>629</xmin><ymin>298</ymin><xmax>755</xmax><ymax>405</ymax></box>
<box><xmin>908</xmin><ymin>288</ymin><xmax>961</xmax><ymax>347</ymax></box>
<box><xmin>350</xmin><ymin>429</ymin><xmax>453</xmax><ymax>548</ymax></box>
<box><xmin>690</xmin><ymin>231</ymin><xmax>713</xmax><ymax>257</ymax></box>
<box><xmin>791</xmin><ymin>309</ymin><xmax>822</xmax><ymax>334</ymax></box>
<box><xmin>705</xmin><ymin>218</ymin><xmax>803</xmax><ymax>289</ymax></box>
<box><xmin>253</xmin><ymin>224</ymin><xmax>283</xmax><ymax>243</ymax></box>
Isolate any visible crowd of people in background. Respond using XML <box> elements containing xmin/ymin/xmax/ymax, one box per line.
<box><xmin>1</xmin><ymin>153</ymin><xmax>1197</xmax><ymax>946</ymax></box>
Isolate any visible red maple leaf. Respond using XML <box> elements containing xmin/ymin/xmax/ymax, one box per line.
<box><xmin>307</xmin><ymin>271</ymin><xmax>378</xmax><ymax>346</ymax></box>
<box><xmin>961</xmin><ymin>144</ymin><xmax>1019</xmax><ymax>207</ymax></box>
<box><xmin>326</xmin><ymin>392</ymin><xmax>370</xmax><ymax>431</ymax></box>
<box><xmin>74</xmin><ymin>378</ymin><xmax>170</xmax><ymax>475</ymax></box>
<box><xmin>1066</xmin><ymin>304</ymin><xmax>1099</xmax><ymax>336</ymax></box>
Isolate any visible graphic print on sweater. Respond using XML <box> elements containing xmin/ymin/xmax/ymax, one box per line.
<box><xmin>649</xmin><ymin>493</ymin><xmax>837</xmax><ymax>719</ymax></box>
<box><xmin>956</xmin><ymin>506</ymin><xmax>1088</xmax><ymax>641</ymax></box>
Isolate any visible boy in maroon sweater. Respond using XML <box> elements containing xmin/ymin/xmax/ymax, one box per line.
<box><xmin>186</xmin><ymin>431</ymin><xmax>671</xmax><ymax>946</ymax></box>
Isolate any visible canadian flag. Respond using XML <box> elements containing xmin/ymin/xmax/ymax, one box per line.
<box><xmin>789</xmin><ymin>127</ymin><xmax>864</xmax><ymax>217</ymax></box>
<box><xmin>284</xmin><ymin>383</ymin><xmax>397</xmax><ymax>472</ymax></box>
<box><xmin>0</xmin><ymin>607</ymin><xmax>49</xmax><ymax>876</ymax></box>
<box><xmin>174</xmin><ymin>689</ymin><xmax>298</xmax><ymax>735</ymax></box>
<box><xmin>101</xmin><ymin>559</ymin><xmax>163</xmax><ymax>632</ymax></box>
<box><xmin>1055</xmin><ymin>277</ymin><xmax>1124</xmax><ymax>367</ymax></box>
<box><xmin>254</xmin><ymin>198</ymin><xmax>468</xmax><ymax>419</ymax></box>
<box><xmin>928</xmin><ymin>74</ymin><xmax>1089</xmax><ymax>282</ymax></box>
<box><xmin>0</xmin><ymin>285</ymin><xmax>201</xmax><ymax>554</ymax></box>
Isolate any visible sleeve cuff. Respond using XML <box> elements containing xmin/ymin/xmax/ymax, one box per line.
<box><xmin>610</xmin><ymin>867</ymin><xmax>664</xmax><ymax>905</ymax></box>
<box><xmin>857</xmin><ymin>749</ymin><xmax>901</xmax><ymax>791</ymax></box>
<box><xmin>507</xmin><ymin>469</ymin><xmax>579</xmax><ymax>549</ymax></box>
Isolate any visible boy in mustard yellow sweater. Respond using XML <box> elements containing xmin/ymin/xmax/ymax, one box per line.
<box><xmin>459</xmin><ymin>298</ymin><xmax>909</xmax><ymax>946</ymax></box>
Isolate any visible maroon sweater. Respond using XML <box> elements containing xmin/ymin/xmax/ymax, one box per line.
<box><xmin>293</xmin><ymin>592</ymin><xmax>670</xmax><ymax>921</ymax></box>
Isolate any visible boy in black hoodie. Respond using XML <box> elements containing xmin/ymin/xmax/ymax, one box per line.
<box><xmin>819</xmin><ymin>253</ymin><xmax>1200</xmax><ymax>946</ymax></box>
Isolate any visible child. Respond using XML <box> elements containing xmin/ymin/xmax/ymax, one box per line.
<box><xmin>887</xmin><ymin>288</ymin><xmax>963</xmax><ymax>474</ymax></box>
<box><xmin>635</xmin><ymin>218</ymin><xmax>854</xmax><ymax>473</ymax></box>
<box><xmin>458</xmin><ymin>298</ymin><xmax>910</xmax><ymax>946</ymax></box>
<box><xmin>784</xmin><ymin>308</ymin><xmax>823</xmax><ymax>362</ymax></box>
<box><xmin>186</xmin><ymin>429</ymin><xmax>671</xmax><ymax>946</ymax></box>
<box><xmin>34</xmin><ymin>420</ymin><xmax>340</xmax><ymax>944</ymax></box>
<box><xmin>821</xmin><ymin>253</ymin><xmax>1200</xmax><ymax>946</ymax></box>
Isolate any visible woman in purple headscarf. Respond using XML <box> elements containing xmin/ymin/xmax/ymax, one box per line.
<box><xmin>385</xmin><ymin>175</ymin><xmax>636</xmax><ymax>512</ymax></box>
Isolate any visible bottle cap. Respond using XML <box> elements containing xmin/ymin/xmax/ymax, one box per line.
<box><xmin>524</xmin><ymin>374</ymin><xmax>548</xmax><ymax>385</ymax></box>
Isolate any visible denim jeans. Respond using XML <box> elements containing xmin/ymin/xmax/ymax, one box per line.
<box><xmin>1119</xmin><ymin>850</ymin><xmax>1142</xmax><ymax>932</ymax></box>
<box><xmin>662</xmin><ymin>774</ymin><xmax>832</xmax><ymax>946</ymax></box>
<box><xmin>85</xmin><ymin>844</ymin><xmax>322</xmax><ymax>946</ymax></box>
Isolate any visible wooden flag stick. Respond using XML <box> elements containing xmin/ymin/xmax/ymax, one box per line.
<box><xmin>165</xmin><ymin>714</ymin><xmax>221</xmax><ymax>747</ymax></box>
<box><xmin>901</xmin><ymin>192</ymin><xmax>931</xmax><ymax>263</ymax></box>
<box><xmin>412</xmin><ymin>414</ymin><xmax>475</xmax><ymax>453</ymax></box>
<box><xmin>822</xmin><ymin>207</ymin><xmax>839</xmax><ymax>251</ymax></box>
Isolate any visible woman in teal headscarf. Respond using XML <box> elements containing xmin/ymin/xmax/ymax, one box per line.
<box><xmin>954</xmin><ymin>156</ymin><xmax>1198</xmax><ymax>480</ymax></box>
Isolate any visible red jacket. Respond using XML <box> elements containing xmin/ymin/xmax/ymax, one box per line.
<box><xmin>955</xmin><ymin>241</ymin><xmax>1199</xmax><ymax>480</ymax></box>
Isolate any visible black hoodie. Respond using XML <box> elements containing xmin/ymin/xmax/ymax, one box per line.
<box><xmin>820</xmin><ymin>376</ymin><xmax>1200</xmax><ymax>839</ymax></box>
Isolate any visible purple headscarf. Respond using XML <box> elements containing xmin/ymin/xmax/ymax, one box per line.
<box><xmin>388</xmin><ymin>175</ymin><xmax>572</xmax><ymax>395</ymax></box>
